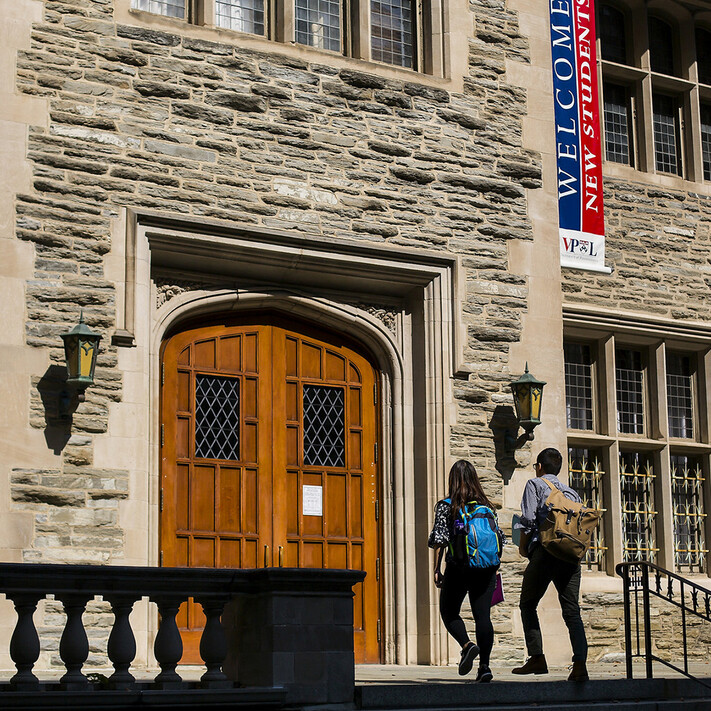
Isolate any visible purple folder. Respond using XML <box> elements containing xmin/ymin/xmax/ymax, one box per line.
<box><xmin>491</xmin><ymin>572</ymin><xmax>505</xmax><ymax>606</ymax></box>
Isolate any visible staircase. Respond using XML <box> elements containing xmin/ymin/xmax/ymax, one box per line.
<box><xmin>356</xmin><ymin>677</ymin><xmax>711</xmax><ymax>710</ymax></box>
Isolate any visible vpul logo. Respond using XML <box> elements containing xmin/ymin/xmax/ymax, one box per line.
<box><xmin>563</xmin><ymin>236</ymin><xmax>597</xmax><ymax>257</ymax></box>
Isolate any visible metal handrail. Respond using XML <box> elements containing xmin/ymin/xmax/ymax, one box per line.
<box><xmin>616</xmin><ymin>560</ymin><xmax>711</xmax><ymax>690</ymax></box>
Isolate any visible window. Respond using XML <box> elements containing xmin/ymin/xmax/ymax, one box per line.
<box><xmin>564</xmin><ymin>343</ymin><xmax>594</xmax><ymax>430</ymax></box>
<box><xmin>597</xmin><ymin>5</ymin><xmax>711</xmax><ymax>182</ymax></box>
<box><xmin>303</xmin><ymin>385</ymin><xmax>345</xmax><ymax>467</ymax></box>
<box><xmin>616</xmin><ymin>348</ymin><xmax>644</xmax><ymax>434</ymax></box>
<box><xmin>671</xmin><ymin>454</ymin><xmax>707</xmax><ymax>572</ymax></box>
<box><xmin>131</xmin><ymin>0</ymin><xmax>441</xmax><ymax>73</ymax></box>
<box><xmin>603</xmin><ymin>83</ymin><xmax>632</xmax><ymax>165</ymax></box>
<box><xmin>620</xmin><ymin>451</ymin><xmax>658</xmax><ymax>562</ymax></box>
<box><xmin>667</xmin><ymin>353</ymin><xmax>694</xmax><ymax>438</ymax></box>
<box><xmin>648</xmin><ymin>16</ymin><xmax>676</xmax><ymax>76</ymax></box>
<box><xmin>653</xmin><ymin>93</ymin><xmax>681</xmax><ymax>175</ymax></box>
<box><xmin>216</xmin><ymin>0</ymin><xmax>265</xmax><ymax>35</ymax></box>
<box><xmin>564</xmin><ymin>327</ymin><xmax>711</xmax><ymax>576</ymax></box>
<box><xmin>697</xmin><ymin>28</ymin><xmax>711</xmax><ymax>85</ymax></box>
<box><xmin>568</xmin><ymin>448</ymin><xmax>606</xmax><ymax>569</ymax></box>
<box><xmin>600</xmin><ymin>4</ymin><xmax>627</xmax><ymax>64</ymax></box>
<box><xmin>195</xmin><ymin>374</ymin><xmax>240</xmax><ymax>460</ymax></box>
<box><xmin>702</xmin><ymin>104</ymin><xmax>711</xmax><ymax>182</ymax></box>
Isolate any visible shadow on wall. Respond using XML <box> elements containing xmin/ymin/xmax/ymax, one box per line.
<box><xmin>36</xmin><ymin>364</ymin><xmax>73</xmax><ymax>454</ymax></box>
<box><xmin>489</xmin><ymin>405</ymin><xmax>520</xmax><ymax>483</ymax></box>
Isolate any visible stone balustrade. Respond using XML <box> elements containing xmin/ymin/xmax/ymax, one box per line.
<box><xmin>0</xmin><ymin>563</ymin><xmax>364</xmax><ymax>707</ymax></box>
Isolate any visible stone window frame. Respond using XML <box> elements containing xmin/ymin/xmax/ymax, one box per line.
<box><xmin>564</xmin><ymin>304</ymin><xmax>711</xmax><ymax>578</ymax></box>
<box><xmin>123</xmin><ymin>0</ymin><xmax>462</xmax><ymax>81</ymax></box>
<box><xmin>596</xmin><ymin>0</ymin><xmax>711</xmax><ymax>184</ymax></box>
<box><xmin>112</xmin><ymin>207</ymin><xmax>467</xmax><ymax>665</ymax></box>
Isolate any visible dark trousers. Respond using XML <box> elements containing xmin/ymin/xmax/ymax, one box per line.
<box><xmin>439</xmin><ymin>563</ymin><xmax>497</xmax><ymax>666</ymax></box>
<box><xmin>519</xmin><ymin>545</ymin><xmax>587</xmax><ymax>662</ymax></box>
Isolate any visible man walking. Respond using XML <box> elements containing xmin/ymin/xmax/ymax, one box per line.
<box><xmin>512</xmin><ymin>448</ymin><xmax>589</xmax><ymax>681</ymax></box>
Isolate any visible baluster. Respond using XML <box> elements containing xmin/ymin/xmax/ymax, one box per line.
<box><xmin>58</xmin><ymin>594</ymin><xmax>92</xmax><ymax>690</ymax></box>
<box><xmin>152</xmin><ymin>596</ymin><xmax>184</xmax><ymax>688</ymax></box>
<box><xmin>196</xmin><ymin>596</ymin><xmax>231</xmax><ymax>688</ymax></box>
<box><xmin>106</xmin><ymin>595</ymin><xmax>140</xmax><ymax>689</ymax></box>
<box><xmin>8</xmin><ymin>593</ymin><xmax>42</xmax><ymax>691</ymax></box>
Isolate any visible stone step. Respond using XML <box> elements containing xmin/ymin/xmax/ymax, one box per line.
<box><xmin>355</xmin><ymin>678</ymin><xmax>711</xmax><ymax>711</ymax></box>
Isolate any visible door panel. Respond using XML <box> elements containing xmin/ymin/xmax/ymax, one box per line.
<box><xmin>161</xmin><ymin>317</ymin><xmax>381</xmax><ymax>664</ymax></box>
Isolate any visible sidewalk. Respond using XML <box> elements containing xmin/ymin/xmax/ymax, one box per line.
<box><xmin>355</xmin><ymin>660</ymin><xmax>711</xmax><ymax>684</ymax></box>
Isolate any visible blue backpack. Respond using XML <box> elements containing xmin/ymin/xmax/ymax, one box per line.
<box><xmin>445</xmin><ymin>498</ymin><xmax>503</xmax><ymax>568</ymax></box>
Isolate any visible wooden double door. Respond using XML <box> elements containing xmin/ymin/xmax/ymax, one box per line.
<box><xmin>160</xmin><ymin>315</ymin><xmax>381</xmax><ymax>663</ymax></box>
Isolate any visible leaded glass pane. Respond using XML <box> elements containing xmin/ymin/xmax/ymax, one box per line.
<box><xmin>620</xmin><ymin>452</ymin><xmax>657</xmax><ymax>562</ymax></box>
<box><xmin>295</xmin><ymin>0</ymin><xmax>341</xmax><ymax>52</ymax></box>
<box><xmin>568</xmin><ymin>448</ymin><xmax>606</xmax><ymax>570</ymax></box>
<box><xmin>697</xmin><ymin>29</ymin><xmax>711</xmax><ymax>85</ymax></box>
<box><xmin>564</xmin><ymin>343</ymin><xmax>593</xmax><ymax>430</ymax></box>
<box><xmin>195</xmin><ymin>374</ymin><xmax>240</xmax><ymax>460</ymax></box>
<box><xmin>653</xmin><ymin>94</ymin><xmax>680</xmax><ymax>175</ymax></box>
<box><xmin>672</xmin><ymin>454</ymin><xmax>707</xmax><ymax>572</ymax></box>
<box><xmin>600</xmin><ymin>5</ymin><xmax>627</xmax><ymax>64</ymax></box>
<box><xmin>616</xmin><ymin>348</ymin><xmax>644</xmax><ymax>434</ymax></box>
<box><xmin>604</xmin><ymin>83</ymin><xmax>632</xmax><ymax>165</ymax></box>
<box><xmin>371</xmin><ymin>0</ymin><xmax>414</xmax><ymax>69</ymax></box>
<box><xmin>132</xmin><ymin>0</ymin><xmax>185</xmax><ymax>18</ymax></box>
<box><xmin>216</xmin><ymin>0</ymin><xmax>265</xmax><ymax>34</ymax></box>
<box><xmin>649</xmin><ymin>16</ymin><xmax>675</xmax><ymax>75</ymax></box>
<box><xmin>303</xmin><ymin>385</ymin><xmax>345</xmax><ymax>467</ymax></box>
<box><xmin>702</xmin><ymin>104</ymin><xmax>711</xmax><ymax>182</ymax></box>
<box><xmin>667</xmin><ymin>353</ymin><xmax>694</xmax><ymax>439</ymax></box>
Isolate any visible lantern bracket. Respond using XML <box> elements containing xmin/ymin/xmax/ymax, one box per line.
<box><xmin>504</xmin><ymin>364</ymin><xmax>546</xmax><ymax>455</ymax></box>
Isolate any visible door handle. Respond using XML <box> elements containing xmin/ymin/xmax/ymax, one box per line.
<box><xmin>264</xmin><ymin>544</ymin><xmax>270</xmax><ymax>568</ymax></box>
<box><xmin>278</xmin><ymin>546</ymin><xmax>284</xmax><ymax>568</ymax></box>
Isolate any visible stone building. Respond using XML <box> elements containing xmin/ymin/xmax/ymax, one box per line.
<box><xmin>0</xmin><ymin>0</ymin><xmax>710</xmax><ymax>673</ymax></box>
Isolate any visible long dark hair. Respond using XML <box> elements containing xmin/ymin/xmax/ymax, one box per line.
<box><xmin>447</xmin><ymin>459</ymin><xmax>494</xmax><ymax>515</ymax></box>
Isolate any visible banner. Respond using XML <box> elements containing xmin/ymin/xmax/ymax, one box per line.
<box><xmin>549</xmin><ymin>0</ymin><xmax>610</xmax><ymax>273</ymax></box>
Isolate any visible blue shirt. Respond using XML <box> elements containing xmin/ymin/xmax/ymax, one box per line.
<box><xmin>519</xmin><ymin>474</ymin><xmax>581</xmax><ymax>553</ymax></box>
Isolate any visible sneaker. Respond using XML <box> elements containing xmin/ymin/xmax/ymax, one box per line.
<box><xmin>458</xmin><ymin>642</ymin><xmax>480</xmax><ymax>676</ymax></box>
<box><xmin>511</xmin><ymin>654</ymin><xmax>548</xmax><ymax>675</ymax></box>
<box><xmin>475</xmin><ymin>665</ymin><xmax>493</xmax><ymax>683</ymax></box>
<box><xmin>567</xmin><ymin>661</ymin><xmax>589</xmax><ymax>682</ymax></box>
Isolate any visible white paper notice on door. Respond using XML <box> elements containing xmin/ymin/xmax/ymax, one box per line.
<box><xmin>303</xmin><ymin>485</ymin><xmax>323</xmax><ymax>517</ymax></box>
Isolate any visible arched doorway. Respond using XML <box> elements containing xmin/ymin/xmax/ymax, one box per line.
<box><xmin>159</xmin><ymin>312</ymin><xmax>382</xmax><ymax>663</ymax></box>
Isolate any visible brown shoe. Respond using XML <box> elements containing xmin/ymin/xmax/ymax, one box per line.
<box><xmin>512</xmin><ymin>654</ymin><xmax>548</xmax><ymax>675</ymax></box>
<box><xmin>567</xmin><ymin>661</ymin><xmax>589</xmax><ymax>682</ymax></box>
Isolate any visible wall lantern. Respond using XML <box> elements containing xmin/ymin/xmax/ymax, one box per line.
<box><xmin>59</xmin><ymin>313</ymin><xmax>101</xmax><ymax>417</ymax></box>
<box><xmin>506</xmin><ymin>363</ymin><xmax>546</xmax><ymax>452</ymax></box>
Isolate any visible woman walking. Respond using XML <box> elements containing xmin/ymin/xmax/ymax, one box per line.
<box><xmin>428</xmin><ymin>460</ymin><xmax>502</xmax><ymax>682</ymax></box>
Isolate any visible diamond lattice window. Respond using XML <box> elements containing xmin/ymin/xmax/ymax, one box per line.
<box><xmin>568</xmin><ymin>448</ymin><xmax>606</xmax><ymax>570</ymax></box>
<box><xmin>303</xmin><ymin>385</ymin><xmax>345</xmax><ymax>467</ymax></box>
<box><xmin>195</xmin><ymin>374</ymin><xmax>240</xmax><ymax>460</ymax></box>
<box><xmin>672</xmin><ymin>454</ymin><xmax>707</xmax><ymax>572</ymax></box>
<box><xmin>620</xmin><ymin>452</ymin><xmax>658</xmax><ymax>562</ymax></box>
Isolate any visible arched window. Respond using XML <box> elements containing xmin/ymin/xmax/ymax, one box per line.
<box><xmin>648</xmin><ymin>15</ymin><xmax>676</xmax><ymax>75</ymax></box>
<box><xmin>600</xmin><ymin>4</ymin><xmax>628</xmax><ymax>64</ymax></box>
<box><xmin>697</xmin><ymin>28</ymin><xmax>711</xmax><ymax>85</ymax></box>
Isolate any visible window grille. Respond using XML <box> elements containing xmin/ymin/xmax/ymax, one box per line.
<box><xmin>371</xmin><ymin>0</ymin><xmax>414</xmax><ymax>69</ymax></box>
<box><xmin>295</xmin><ymin>0</ymin><xmax>341</xmax><ymax>51</ymax></box>
<box><xmin>616</xmin><ymin>348</ymin><xmax>644</xmax><ymax>434</ymax></box>
<box><xmin>648</xmin><ymin>16</ymin><xmax>676</xmax><ymax>75</ymax></box>
<box><xmin>620</xmin><ymin>452</ymin><xmax>658</xmax><ymax>562</ymax></box>
<box><xmin>195</xmin><ymin>374</ymin><xmax>240</xmax><ymax>460</ymax></box>
<box><xmin>564</xmin><ymin>343</ymin><xmax>594</xmax><ymax>430</ymax></box>
<box><xmin>667</xmin><ymin>353</ymin><xmax>694</xmax><ymax>439</ymax></box>
<box><xmin>216</xmin><ymin>0</ymin><xmax>265</xmax><ymax>34</ymax></box>
<box><xmin>603</xmin><ymin>83</ymin><xmax>632</xmax><ymax>165</ymax></box>
<box><xmin>600</xmin><ymin>5</ymin><xmax>627</xmax><ymax>64</ymax></box>
<box><xmin>303</xmin><ymin>384</ymin><xmax>345</xmax><ymax>467</ymax></box>
<box><xmin>568</xmin><ymin>448</ymin><xmax>606</xmax><ymax>570</ymax></box>
<box><xmin>671</xmin><ymin>454</ymin><xmax>707</xmax><ymax>572</ymax></box>
<box><xmin>702</xmin><ymin>104</ymin><xmax>711</xmax><ymax>182</ymax></box>
<box><xmin>697</xmin><ymin>29</ymin><xmax>711</xmax><ymax>86</ymax></box>
<box><xmin>653</xmin><ymin>93</ymin><xmax>681</xmax><ymax>175</ymax></box>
